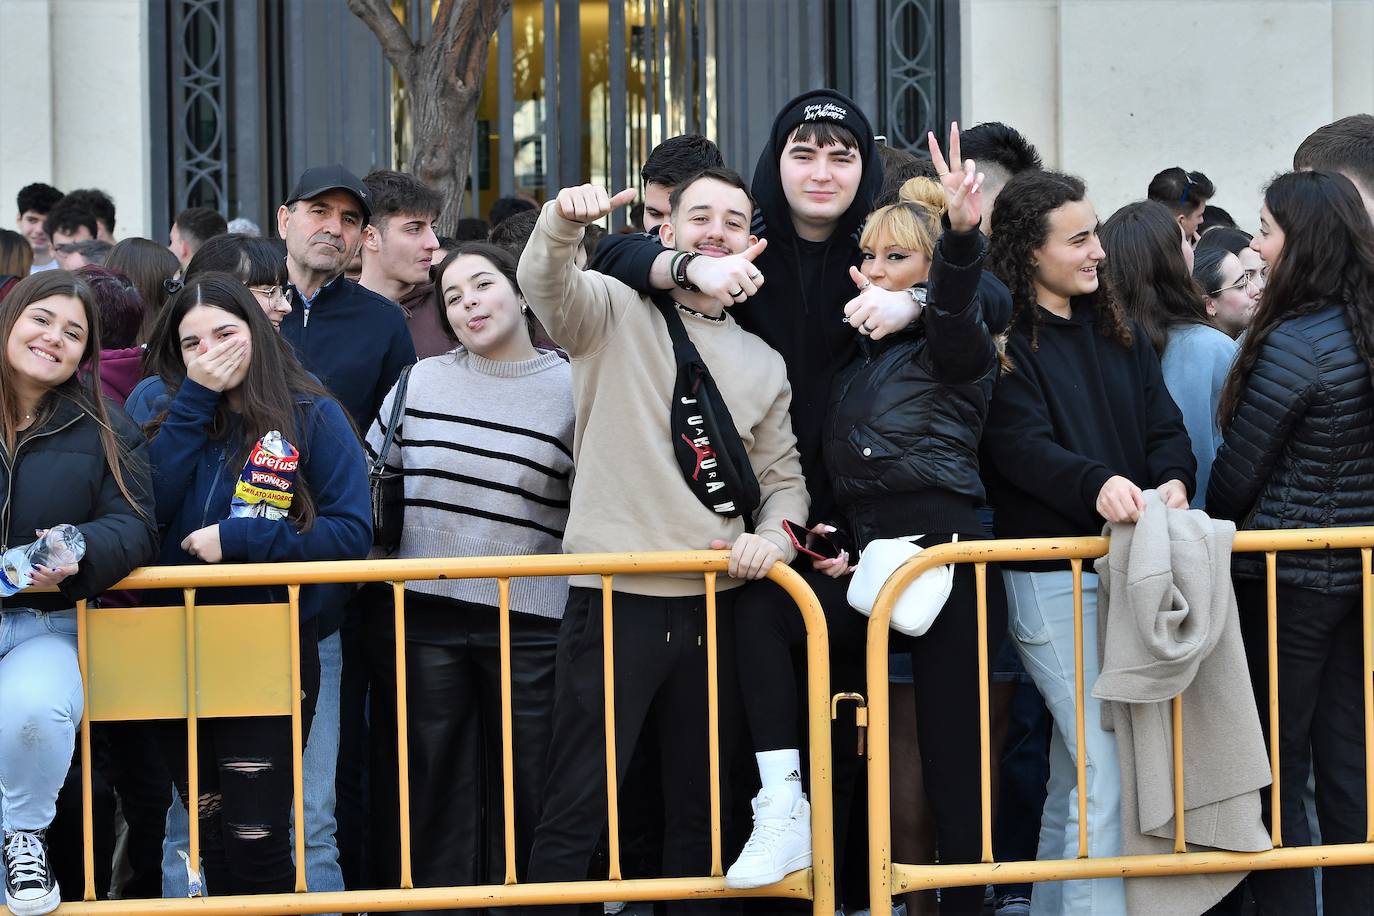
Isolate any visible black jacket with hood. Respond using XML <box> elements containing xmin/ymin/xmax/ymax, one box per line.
<box><xmin>1</xmin><ymin>397</ymin><xmax>157</xmax><ymax>613</ymax></box>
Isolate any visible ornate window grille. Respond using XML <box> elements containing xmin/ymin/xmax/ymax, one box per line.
<box><xmin>169</xmin><ymin>0</ymin><xmax>228</xmax><ymax>211</ymax></box>
<box><xmin>884</xmin><ymin>0</ymin><xmax>949</xmax><ymax>149</ymax></box>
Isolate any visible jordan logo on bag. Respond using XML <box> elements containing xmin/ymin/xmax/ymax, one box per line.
<box><xmin>680</xmin><ymin>433</ymin><xmax>718</xmax><ymax>480</ymax></box>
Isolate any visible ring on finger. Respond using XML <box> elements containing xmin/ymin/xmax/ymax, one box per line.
<box><xmin>862</xmin><ymin>321</ymin><xmax>877</xmax><ymax>333</ymax></box>
<box><xmin>730</xmin><ymin>287</ymin><xmax>744</xmax><ymax>297</ymax></box>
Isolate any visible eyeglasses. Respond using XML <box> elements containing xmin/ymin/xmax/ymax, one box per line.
<box><xmin>1210</xmin><ymin>274</ymin><xmax>1258</xmax><ymax>296</ymax></box>
<box><xmin>248</xmin><ymin>285</ymin><xmax>288</xmax><ymax>305</ymax></box>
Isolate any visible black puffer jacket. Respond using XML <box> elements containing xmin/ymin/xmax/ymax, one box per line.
<box><xmin>1</xmin><ymin>397</ymin><xmax>158</xmax><ymax>612</ymax></box>
<box><xmin>824</xmin><ymin>227</ymin><xmax>997</xmax><ymax>545</ymax></box>
<box><xmin>1207</xmin><ymin>302</ymin><xmax>1374</xmax><ymax>593</ymax></box>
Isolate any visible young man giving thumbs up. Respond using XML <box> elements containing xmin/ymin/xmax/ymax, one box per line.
<box><xmin>516</xmin><ymin>167</ymin><xmax>808</xmax><ymax>913</ymax></box>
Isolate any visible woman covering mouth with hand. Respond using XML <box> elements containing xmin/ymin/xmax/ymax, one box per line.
<box><xmin>130</xmin><ymin>271</ymin><xmax>371</xmax><ymax>898</ymax></box>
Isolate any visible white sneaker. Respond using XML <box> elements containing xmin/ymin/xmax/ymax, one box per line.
<box><xmin>725</xmin><ymin>787</ymin><xmax>812</xmax><ymax>889</ymax></box>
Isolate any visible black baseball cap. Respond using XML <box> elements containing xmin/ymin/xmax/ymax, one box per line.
<box><xmin>285</xmin><ymin>164</ymin><xmax>372</xmax><ymax>226</ymax></box>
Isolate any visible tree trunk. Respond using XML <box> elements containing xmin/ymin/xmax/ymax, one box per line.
<box><xmin>349</xmin><ymin>0</ymin><xmax>511</xmax><ymax>235</ymax></box>
<box><xmin>407</xmin><ymin>60</ymin><xmax>481</xmax><ymax>234</ymax></box>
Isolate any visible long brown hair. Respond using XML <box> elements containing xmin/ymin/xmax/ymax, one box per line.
<box><xmin>1217</xmin><ymin>170</ymin><xmax>1374</xmax><ymax>428</ymax></box>
<box><xmin>988</xmin><ymin>170</ymin><xmax>1134</xmax><ymax>353</ymax></box>
<box><xmin>106</xmin><ymin>237</ymin><xmax>181</xmax><ymax>344</ymax></box>
<box><xmin>143</xmin><ymin>272</ymin><xmax>334</xmax><ymax>530</ymax></box>
<box><xmin>1100</xmin><ymin>200</ymin><xmax>1213</xmax><ymax>356</ymax></box>
<box><xmin>0</xmin><ymin>229</ymin><xmax>33</xmax><ymax>277</ymax></box>
<box><xmin>0</xmin><ymin>271</ymin><xmax>148</xmax><ymax>513</ymax></box>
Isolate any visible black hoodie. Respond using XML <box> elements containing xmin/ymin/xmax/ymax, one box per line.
<box><xmin>591</xmin><ymin>89</ymin><xmax>884</xmax><ymax>521</ymax></box>
<box><xmin>738</xmin><ymin>90</ymin><xmax>885</xmax><ymax>520</ymax></box>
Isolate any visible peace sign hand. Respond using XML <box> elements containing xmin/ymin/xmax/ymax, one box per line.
<box><xmin>927</xmin><ymin>122</ymin><xmax>985</xmax><ymax>234</ymax></box>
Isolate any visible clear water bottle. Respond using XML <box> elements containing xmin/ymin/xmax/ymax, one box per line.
<box><xmin>0</xmin><ymin>524</ymin><xmax>86</xmax><ymax>597</ymax></box>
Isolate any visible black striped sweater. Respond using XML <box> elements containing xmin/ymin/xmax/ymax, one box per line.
<box><xmin>365</xmin><ymin>348</ymin><xmax>575</xmax><ymax>618</ymax></box>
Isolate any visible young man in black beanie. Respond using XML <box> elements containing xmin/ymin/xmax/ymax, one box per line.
<box><xmin>591</xmin><ymin>90</ymin><xmax>918</xmax><ymax>894</ymax></box>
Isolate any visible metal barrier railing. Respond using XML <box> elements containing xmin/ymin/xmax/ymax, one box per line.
<box><xmin>863</xmin><ymin>526</ymin><xmax>1374</xmax><ymax>915</ymax></box>
<box><xmin>0</xmin><ymin>551</ymin><xmax>834</xmax><ymax>915</ymax></box>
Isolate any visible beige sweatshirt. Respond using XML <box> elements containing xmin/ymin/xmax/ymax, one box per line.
<box><xmin>518</xmin><ymin>202</ymin><xmax>808</xmax><ymax>595</ymax></box>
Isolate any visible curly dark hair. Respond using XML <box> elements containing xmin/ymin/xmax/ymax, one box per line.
<box><xmin>1217</xmin><ymin>170</ymin><xmax>1374</xmax><ymax>429</ymax></box>
<box><xmin>987</xmin><ymin>170</ymin><xmax>1133</xmax><ymax>353</ymax></box>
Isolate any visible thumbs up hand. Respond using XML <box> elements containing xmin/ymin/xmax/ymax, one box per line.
<box><xmin>842</xmin><ymin>265</ymin><xmax>923</xmax><ymax>339</ymax></box>
<box><xmin>555</xmin><ymin>185</ymin><xmax>638</xmax><ymax>224</ymax></box>
<box><xmin>681</xmin><ymin>238</ymin><xmax>768</xmax><ymax>308</ymax></box>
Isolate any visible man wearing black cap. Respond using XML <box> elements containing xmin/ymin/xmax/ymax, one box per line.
<box><xmin>278</xmin><ymin>164</ymin><xmax>416</xmax><ymax>430</ymax></box>
<box><xmin>276</xmin><ymin>164</ymin><xmax>416</xmax><ymax>902</ymax></box>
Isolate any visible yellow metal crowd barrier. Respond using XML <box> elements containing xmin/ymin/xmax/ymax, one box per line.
<box><xmin>0</xmin><ymin>551</ymin><xmax>834</xmax><ymax>915</ymax></box>
<box><xmin>863</xmin><ymin>526</ymin><xmax>1374</xmax><ymax>916</ymax></box>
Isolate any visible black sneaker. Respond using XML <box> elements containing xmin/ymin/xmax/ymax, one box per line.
<box><xmin>4</xmin><ymin>829</ymin><xmax>60</xmax><ymax>916</ymax></box>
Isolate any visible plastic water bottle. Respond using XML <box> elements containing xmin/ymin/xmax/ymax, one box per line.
<box><xmin>0</xmin><ymin>524</ymin><xmax>86</xmax><ymax>597</ymax></box>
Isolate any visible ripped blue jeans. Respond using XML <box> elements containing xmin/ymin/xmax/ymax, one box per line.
<box><xmin>0</xmin><ymin>608</ymin><xmax>82</xmax><ymax>834</ymax></box>
<box><xmin>157</xmin><ymin>617</ymin><xmax>320</xmax><ymax>896</ymax></box>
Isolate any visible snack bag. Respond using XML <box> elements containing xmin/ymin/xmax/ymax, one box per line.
<box><xmin>229</xmin><ymin>430</ymin><xmax>299</xmax><ymax>521</ymax></box>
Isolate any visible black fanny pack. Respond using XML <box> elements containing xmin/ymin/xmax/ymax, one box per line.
<box><xmin>653</xmin><ymin>295</ymin><xmax>761</xmax><ymax>524</ymax></box>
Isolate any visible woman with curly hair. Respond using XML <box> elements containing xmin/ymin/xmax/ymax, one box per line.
<box><xmin>980</xmin><ymin>171</ymin><xmax>1195</xmax><ymax>916</ymax></box>
<box><xmin>1208</xmin><ymin>170</ymin><xmax>1374</xmax><ymax>915</ymax></box>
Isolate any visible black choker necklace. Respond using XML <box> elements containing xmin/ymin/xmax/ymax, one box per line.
<box><xmin>674</xmin><ymin>301</ymin><xmax>725</xmax><ymax>322</ymax></box>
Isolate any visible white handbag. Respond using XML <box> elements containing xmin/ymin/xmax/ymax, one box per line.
<box><xmin>846</xmin><ymin>534</ymin><xmax>957</xmax><ymax>637</ymax></box>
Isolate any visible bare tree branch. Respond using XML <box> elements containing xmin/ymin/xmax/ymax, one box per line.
<box><xmin>433</xmin><ymin>0</ymin><xmax>458</xmax><ymax>34</ymax></box>
<box><xmin>440</xmin><ymin>0</ymin><xmax>511</xmax><ymax>85</ymax></box>
<box><xmin>346</xmin><ymin>0</ymin><xmax>415</xmax><ymax>72</ymax></box>
<box><xmin>350</xmin><ymin>0</ymin><xmax>510</xmax><ymax>231</ymax></box>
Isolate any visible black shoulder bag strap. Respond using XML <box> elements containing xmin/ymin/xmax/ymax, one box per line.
<box><xmin>373</xmin><ymin>364</ymin><xmax>414</xmax><ymax>473</ymax></box>
<box><xmin>651</xmin><ymin>294</ymin><xmax>761</xmax><ymax>528</ymax></box>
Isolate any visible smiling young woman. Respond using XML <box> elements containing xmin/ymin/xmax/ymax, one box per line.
<box><xmin>361</xmin><ymin>241</ymin><xmax>574</xmax><ymax>894</ymax></box>
<box><xmin>0</xmin><ymin>270</ymin><xmax>157</xmax><ymax>916</ymax></box>
<box><xmin>1208</xmin><ymin>170</ymin><xmax>1374</xmax><ymax>914</ymax></box>
<box><xmin>980</xmin><ymin>171</ymin><xmax>1196</xmax><ymax>916</ymax></box>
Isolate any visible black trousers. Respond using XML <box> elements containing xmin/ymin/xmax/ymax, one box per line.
<box><xmin>366</xmin><ymin>591</ymin><xmax>559</xmax><ymax>912</ymax></box>
<box><xmin>100</xmin><ymin>720</ymin><xmax>174</xmax><ymax>898</ymax></box>
<box><xmin>158</xmin><ymin>616</ymin><xmax>320</xmax><ymax>897</ymax></box>
<box><xmin>524</xmin><ymin>587</ymin><xmax>742</xmax><ymax>916</ymax></box>
<box><xmin>893</xmin><ymin>557</ymin><xmax>1007</xmax><ymax>916</ymax></box>
<box><xmin>48</xmin><ymin>741</ymin><xmax>115</xmax><ymax>902</ymax></box>
<box><xmin>731</xmin><ymin>567</ymin><xmax>868</xmax><ymax>895</ymax></box>
<box><xmin>1235</xmin><ymin>578</ymin><xmax>1373</xmax><ymax>915</ymax></box>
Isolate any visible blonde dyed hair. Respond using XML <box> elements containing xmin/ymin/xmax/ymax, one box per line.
<box><xmin>862</xmin><ymin>176</ymin><xmax>1013</xmax><ymax>371</ymax></box>
<box><xmin>860</xmin><ymin>177</ymin><xmax>946</xmax><ymax>257</ymax></box>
